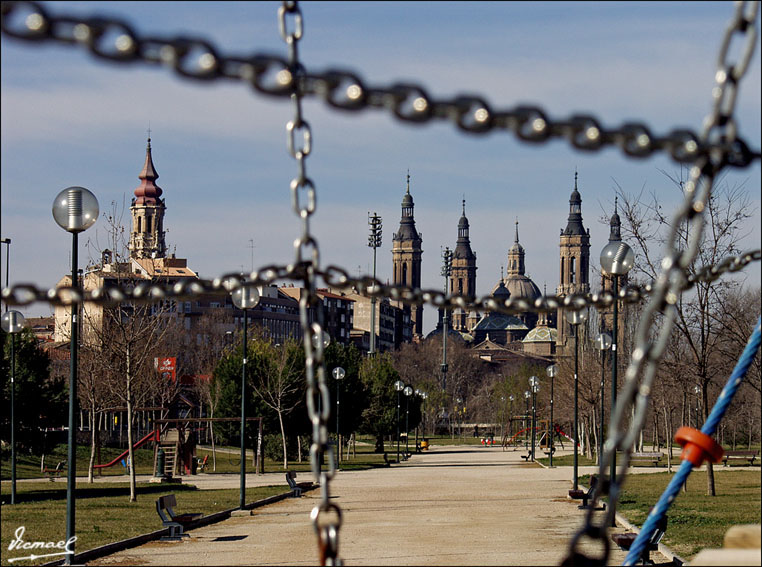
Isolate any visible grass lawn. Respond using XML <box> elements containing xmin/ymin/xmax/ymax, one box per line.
<box><xmin>1</xmin><ymin>481</ymin><xmax>286</xmax><ymax>565</ymax></box>
<box><xmin>582</xmin><ymin>469</ymin><xmax>762</xmax><ymax>559</ymax></box>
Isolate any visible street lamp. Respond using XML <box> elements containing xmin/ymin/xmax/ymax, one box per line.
<box><xmin>231</xmin><ymin>284</ymin><xmax>260</xmax><ymax>510</ymax></box>
<box><xmin>404</xmin><ymin>385</ymin><xmax>414</xmax><ymax>456</ymax></box>
<box><xmin>368</xmin><ymin>213</ymin><xmax>382</xmax><ymax>355</ymax></box>
<box><xmin>440</xmin><ymin>247</ymin><xmax>453</xmax><ymax>392</ymax></box>
<box><xmin>508</xmin><ymin>394</ymin><xmax>514</xmax><ymax>441</ymax></box>
<box><xmin>693</xmin><ymin>384</ymin><xmax>701</xmax><ymax>428</ymax></box>
<box><xmin>524</xmin><ymin>390</ymin><xmax>530</xmax><ymax>447</ymax></box>
<box><xmin>546</xmin><ymin>365</ymin><xmax>557</xmax><ymax>468</ymax></box>
<box><xmin>595</xmin><ymin>333</ymin><xmax>612</xmax><ymax>465</ymax></box>
<box><xmin>419</xmin><ymin>390</ymin><xmax>428</xmax><ymax>437</ymax></box>
<box><xmin>529</xmin><ymin>376</ymin><xmax>540</xmax><ymax>462</ymax></box>
<box><xmin>1</xmin><ymin>238</ymin><xmax>10</xmax><ymax>311</ymax></box>
<box><xmin>2</xmin><ymin>310</ymin><xmax>25</xmax><ymax>504</ymax></box>
<box><xmin>394</xmin><ymin>380</ymin><xmax>404</xmax><ymax>462</ymax></box>
<box><xmin>52</xmin><ymin>186</ymin><xmax>98</xmax><ymax>563</ymax></box>
<box><xmin>565</xmin><ymin>308</ymin><xmax>587</xmax><ymax>490</ymax></box>
<box><xmin>600</xmin><ymin>239</ymin><xmax>633</xmax><ymax>494</ymax></box>
<box><xmin>333</xmin><ymin>367</ymin><xmax>345</xmax><ymax>468</ymax></box>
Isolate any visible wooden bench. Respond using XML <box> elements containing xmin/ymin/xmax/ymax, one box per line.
<box><xmin>43</xmin><ymin>461</ymin><xmax>65</xmax><ymax>481</ymax></box>
<box><xmin>156</xmin><ymin>494</ymin><xmax>202</xmax><ymax>540</ymax></box>
<box><xmin>568</xmin><ymin>475</ymin><xmax>605</xmax><ymax>510</ymax></box>
<box><xmin>611</xmin><ymin>514</ymin><xmax>669</xmax><ymax>565</ymax></box>
<box><xmin>722</xmin><ymin>450</ymin><xmax>758</xmax><ymax>466</ymax></box>
<box><xmin>630</xmin><ymin>452</ymin><xmax>664</xmax><ymax>466</ymax></box>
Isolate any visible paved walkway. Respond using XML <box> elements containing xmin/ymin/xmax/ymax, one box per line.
<box><xmin>86</xmin><ymin>445</ymin><xmax>671</xmax><ymax>566</ymax></box>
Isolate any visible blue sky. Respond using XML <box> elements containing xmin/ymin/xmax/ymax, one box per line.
<box><xmin>2</xmin><ymin>1</ymin><xmax>760</xmax><ymax>333</ymax></box>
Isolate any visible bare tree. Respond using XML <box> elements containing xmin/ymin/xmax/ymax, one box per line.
<box><xmin>614</xmin><ymin>170</ymin><xmax>755</xmax><ymax>496</ymax></box>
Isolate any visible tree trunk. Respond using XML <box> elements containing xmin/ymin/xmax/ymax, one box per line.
<box><xmin>88</xmin><ymin>408</ymin><xmax>96</xmax><ymax>483</ymax></box>
<box><xmin>126</xmin><ymin>348</ymin><xmax>137</xmax><ymax>502</ymax></box>
<box><xmin>663</xmin><ymin>404</ymin><xmax>672</xmax><ymax>472</ymax></box>
<box><xmin>278</xmin><ymin>410</ymin><xmax>288</xmax><ymax>469</ymax></box>
<box><xmin>209</xmin><ymin>405</ymin><xmax>217</xmax><ymax>472</ymax></box>
<box><xmin>703</xmin><ymin>388</ymin><xmax>716</xmax><ymax>497</ymax></box>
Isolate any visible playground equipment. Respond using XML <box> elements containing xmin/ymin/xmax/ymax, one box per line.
<box><xmin>1</xmin><ymin>2</ymin><xmax>759</xmax><ymax>565</ymax></box>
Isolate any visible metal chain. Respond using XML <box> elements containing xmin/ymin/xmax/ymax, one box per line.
<box><xmin>566</xmin><ymin>3</ymin><xmax>760</xmax><ymax>563</ymax></box>
<box><xmin>277</xmin><ymin>2</ymin><xmax>341</xmax><ymax>565</ymax></box>
<box><xmin>1</xmin><ymin>0</ymin><xmax>759</xmax><ymax>168</ymax></box>
<box><xmin>2</xmin><ymin>249</ymin><xmax>759</xmax><ymax>313</ymax></box>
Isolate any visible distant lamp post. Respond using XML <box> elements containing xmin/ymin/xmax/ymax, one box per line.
<box><xmin>394</xmin><ymin>380</ymin><xmax>405</xmax><ymax>462</ymax></box>
<box><xmin>595</xmin><ymin>333</ymin><xmax>612</xmax><ymax>465</ymax></box>
<box><xmin>600</xmin><ymin>239</ymin><xmax>633</xmax><ymax>493</ymax></box>
<box><xmin>368</xmin><ymin>213</ymin><xmax>382</xmax><ymax>355</ymax></box>
<box><xmin>231</xmin><ymin>284</ymin><xmax>260</xmax><ymax>509</ymax></box>
<box><xmin>546</xmin><ymin>365</ymin><xmax>557</xmax><ymax>467</ymax></box>
<box><xmin>333</xmin><ymin>366</ymin><xmax>346</xmax><ymax>468</ymax></box>
<box><xmin>524</xmin><ymin>390</ymin><xmax>530</xmax><ymax>445</ymax></box>
<box><xmin>419</xmin><ymin>390</ymin><xmax>428</xmax><ymax>437</ymax></box>
<box><xmin>403</xmin><ymin>385</ymin><xmax>414</xmax><ymax>456</ymax></box>
<box><xmin>508</xmin><ymin>395</ymin><xmax>515</xmax><ymax>440</ymax></box>
<box><xmin>2</xmin><ymin>310</ymin><xmax>25</xmax><ymax>505</ymax></box>
<box><xmin>565</xmin><ymin>308</ymin><xmax>587</xmax><ymax>490</ymax></box>
<box><xmin>440</xmin><ymin>247</ymin><xmax>453</xmax><ymax>392</ymax></box>
<box><xmin>693</xmin><ymin>384</ymin><xmax>701</xmax><ymax>428</ymax></box>
<box><xmin>529</xmin><ymin>376</ymin><xmax>540</xmax><ymax>462</ymax></box>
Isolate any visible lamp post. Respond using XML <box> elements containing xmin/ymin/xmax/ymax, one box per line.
<box><xmin>565</xmin><ymin>308</ymin><xmax>587</xmax><ymax>491</ymax></box>
<box><xmin>546</xmin><ymin>365</ymin><xmax>557</xmax><ymax>467</ymax></box>
<box><xmin>600</xmin><ymin>239</ymin><xmax>634</xmax><ymax>495</ymax></box>
<box><xmin>2</xmin><ymin>310</ymin><xmax>25</xmax><ymax>505</ymax></box>
<box><xmin>394</xmin><ymin>380</ymin><xmax>404</xmax><ymax>462</ymax></box>
<box><xmin>508</xmin><ymin>394</ymin><xmax>514</xmax><ymax>440</ymax></box>
<box><xmin>231</xmin><ymin>285</ymin><xmax>260</xmax><ymax>509</ymax></box>
<box><xmin>52</xmin><ymin>186</ymin><xmax>98</xmax><ymax>563</ymax></box>
<box><xmin>524</xmin><ymin>390</ymin><xmax>530</xmax><ymax>447</ymax></box>
<box><xmin>440</xmin><ymin>247</ymin><xmax>453</xmax><ymax>393</ymax></box>
<box><xmin>1</xmin><ymin>238</ymin><xmax>10</xmax><ymax>311</ymax></box>
<box><xmin>419</xmin><ymin>390</ymin><xmax>428</xmax><ymax>437</ymax></box>
<box><xmin>333</xmin><ymin>367</ymin><xmax>345</xmax><ymax>468</ymax></box>
<box><xmin>595</xmin><ymin>333</ymin><xmax>612</xmax><ymax>465</ymax></box>
<box><xmin>529</xmin><ymin>376</ymin><xmax>539</xmax><ymax>462</ymax></box>
<box><xmin>693</xmin><ymin>384</ymin><xmax>701</xmax><ymax>428</ymax></box>
<box><xmin>368</xmin><ymin>213</ymin><xmax>382</xmax><ymax>355</ymax></box>
<box><xmin>404</xmin><ymin>385</ymin><xmax>413</xmax><ymax>456</ymax></box>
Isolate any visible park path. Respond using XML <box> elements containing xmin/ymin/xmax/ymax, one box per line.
<box><xmin>89</xmin><ymin>446</ymin><xmax>667</xmax><ymax>566</ymax></box>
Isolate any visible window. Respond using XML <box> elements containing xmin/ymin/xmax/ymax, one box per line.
<box><xmin>184</xmin><ymin>301</ymin><xmax>191</xmax><ymax>313</ymax></box>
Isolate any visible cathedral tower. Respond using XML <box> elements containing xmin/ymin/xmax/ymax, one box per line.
<box><xmin>451</xmin><ymin>199</ymin><xmax>477</xmax><ymax>332</ymax></box>
<box><xmin>129</xmin><ymin>137</ymin><xmax>167</xmax><ymax>259</ymax></box>
<box><xmin>392</xmin><ymin>172</ymin><xmax>423</xmax><ymax>337</ymax></box>
<box><xmin>557</xmin><ymin>172</ymin><xmax>590</xmax><ymax>348</ymax></box>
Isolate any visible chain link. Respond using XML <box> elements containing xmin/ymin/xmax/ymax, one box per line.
<box><xmin>2</xmin><ymin>0</ymin><xmax>759</xmax><ymax>167</ymax></box>
<box><xmin>567</xmin><ymin>3</ymin><xmax>760</xmax><ymax>562</ymax></box>
<box><xmin>276</xmin><ymin>2</ymin><xmax>341</xmax><ymax>564</ymax></box>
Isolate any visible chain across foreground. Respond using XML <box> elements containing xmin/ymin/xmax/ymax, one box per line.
<box><xmin>1</xmin><ymin>1</ymin><xmax>760</xmax><ymax>565</ymax></box>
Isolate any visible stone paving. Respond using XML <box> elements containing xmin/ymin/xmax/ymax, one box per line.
<box><xmin>86</xmin><ymin>445</ymin><xmax>672</xmax><ymax>566</ymax></box>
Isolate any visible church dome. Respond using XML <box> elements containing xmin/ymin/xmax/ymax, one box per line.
<box><xmin>492</xmin><ymin>280</ymin><xmax>510</xmax><ymax>300</ymax></box>
<box><xmin>523</xmin><ymin>325</ymin><xmax>557</xmax><ymax>343</ymax></box>
<box><xmin>504</xmin><ymin>274</ymin><xmax>541</xmax><ymax>302</ymax></box>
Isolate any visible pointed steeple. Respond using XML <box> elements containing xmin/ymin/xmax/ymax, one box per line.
<box><xmin>134</xmin><ymin>137</ymin><xmax>163</xmax><ymax>205</ymax></box>
<box><xmin>609</xmin><ymin>196</ymin><xmax>622</xmax><ymax>242</ymax></box>
<box><xmin>395</xmin><ymin>170</ymin><xmax>419</xmax><ymax>241</ymax></box>
<box><xmin>507</xmin><ymin>218</ymin><xmax>526</xmax><ymax>277</ymax></box>
<box><xmin>563</xmin><ymin>170</ymin><xmax>586</xmax><ymax>236</ymax></box>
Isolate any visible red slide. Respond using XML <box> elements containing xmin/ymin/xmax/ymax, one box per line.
<box><xmin>93</xmin><ymin>429</ymin><xmax>159</xmax><ymax>469</ymax></box>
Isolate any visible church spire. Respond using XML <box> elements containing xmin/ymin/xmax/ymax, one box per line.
<box><xmin>609</xmin><ymin>196</ymin><xmax>622</xmax><ymax>242</ymax></box>
<box><xmin>130</xmin><ymin>136</ymin><xmax>167</xmax><ymax>259</ymax></box>
<box><xmin>134</xmin><ymin>136</ymin><xmax>163</xmax><ymax>205</ymax></box>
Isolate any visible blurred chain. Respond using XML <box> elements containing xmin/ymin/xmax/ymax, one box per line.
<box><xmin>1</xmin><ymin>0</ymin><xmax>760</xmax><ymax>168</ymax></box>
<box><xmin>278</xmin><ymin>2</ymin><xmax>341</xmax><ymax>565</ymax></box>
<box><xmin>3</xmin><ymin>249</ymin><xmax>758</xmax><ymax>314</ymax></box>
<box><xmin>565</xmin><ymin>3</ymin><xmax>760</xmax><ymax>564</ymax></box>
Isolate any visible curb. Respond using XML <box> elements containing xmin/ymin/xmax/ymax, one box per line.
<box><xmin>41</xmin><ymin>485</ymin><xmax>317</xmax><ymax>566</ymax></box>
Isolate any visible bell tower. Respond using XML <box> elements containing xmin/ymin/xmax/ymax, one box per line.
<box><xmin>451</xmin><ymin>199</ymin><xmax>477</xmax><ymax>332</ymax></box>
<box><xmin>557</xmin><ymin>172</ymin><xmax>590</xmax><ymax>348</ymax></box>
<box><xmin>129</xmin><ymin>136</ymin><xmax>167</xmax><ymax>259</ymax></box>
<box><xmin>392</xmin><ymin>172</ymin><xmax>423</xmax><ymax>337</ymax></box>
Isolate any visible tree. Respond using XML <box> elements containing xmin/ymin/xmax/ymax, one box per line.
<box><xmin>248</xmin><ymin>336</ymin><xmax>305</xmax><ymax>469</ymax></box>
<box><xmin>358</xmin><ymin>353</ymin><xmax>404</xmax><ymax>452</ymax></box>
<box><xmin>614</xmin><ymin>170</ymin><xmax>755</xmax><ymax>496</ymax></box>
<box><xmin>1</xmin><ymin>327</ymin><xmax>65</xmax><ymax>452</ymax></box>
